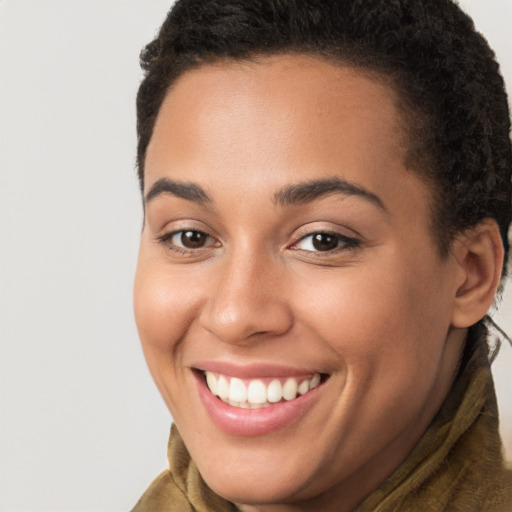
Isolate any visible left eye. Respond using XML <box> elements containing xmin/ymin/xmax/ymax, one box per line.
<box><xmin>162</xmin><ymin>230</ymin><xmax>216</xmax><ymax>250</ymax></box>
<box><xmin>292</xmin><ymin>232</ymin><xmax>357</xmax><ymax>252</ymax></box>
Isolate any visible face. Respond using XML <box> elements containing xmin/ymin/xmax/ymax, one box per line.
<box><xmin>134</xmin><ymin>55</ymin><xmax>466</xmax><ymax>511</ymax></box>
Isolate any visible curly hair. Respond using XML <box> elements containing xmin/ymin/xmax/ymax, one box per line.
<box><xmin>136</xmin><ymin>0</ymin><xmax>512</xmax><ymax>277</ymax></box>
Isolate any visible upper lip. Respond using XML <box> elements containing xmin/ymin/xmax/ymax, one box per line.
<box><xmin>192</xmin><ymin>361</ymin><xmax>324</xmax><ymax>379</ymax></box>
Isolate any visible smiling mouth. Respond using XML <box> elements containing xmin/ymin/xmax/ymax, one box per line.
<box><xmin>200</xmin><ymin>371</ymin><xmax>328</xmax><ymax>409</ymax></box>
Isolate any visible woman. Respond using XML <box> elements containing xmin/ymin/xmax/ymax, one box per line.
<box><xmin>131</xmin><ymin>0</ymin><xmax>512</xmax><ymax>510</ymax></box>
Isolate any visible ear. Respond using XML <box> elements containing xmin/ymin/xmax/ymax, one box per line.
<box><xmin>450</xmin><ymin>219</ymin><xmax>504</xmax><ymax>328</ymax></box>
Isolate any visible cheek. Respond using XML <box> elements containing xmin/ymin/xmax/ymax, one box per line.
<box><xmin>133</xmin><ymin>254</ymin><xmax>211</xmax><ymax>420</ymax></box>
<box><xmin>133</xmin><ymin>254</ymin><xmax>203</xmax><ymax>371</ymax></box>
<box><xmin>292</xmin><ymin>254</ymin><xmax>452</xmax><ymax>375</ymax></box>
<box><xmin>295</xmin><ymin>260</ymin><xmax>452</xmax><ymax>429</ymax></box>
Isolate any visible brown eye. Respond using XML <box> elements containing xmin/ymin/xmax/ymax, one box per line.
<box><xmin>311</xmin><ymin>233</ymin><xmax>339</xmax><ymax>251</ymax></box>
<box><xmin>157</xmin><ymin>229</ymin><xmax>217</xmax><ymax>252</ymax></box>
<box><xmin>292</xmin><ymin>231</ymin><xmax>360</xmax><ymax>253</ymax></box>
<box><xmin>179</xmin><ymin>230</ymin><xmax>209</xmax><ymax>248</ymax></box>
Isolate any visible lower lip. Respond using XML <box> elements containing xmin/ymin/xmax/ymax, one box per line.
<box><xmin>194</xmin><ymin>372</ymin><xmax>325</xmax><ymax>436</ymax></box>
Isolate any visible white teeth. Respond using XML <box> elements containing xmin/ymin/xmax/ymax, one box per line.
<box><xmin>251</xmin><ymin>402</ymin><xmax>270</xmax><ymax>409</ymax></box>
<box><xmin>229</xmin><ymin>377</ymin><xmax>247</xmax><ymax>403</ymax></box>
<box><xmin>282</xmin><ymin>378</ymin><xmax>298</xmax><ymax>401</ymax></box>
<box><xmin>204</xmin><ymin>371</ymin><xmax>324</xmax><ymax>408</ymax></box>
<box><xmin>297</xmin><ymin>379</ymin><xmax>309</xmax><ymax>395</ymax></box>
<box><xmin>206</xmin><ymin>371</ymin><xmax>218</xmax><ymax>396</ymax></box>
<box><xmin>310</xmin><ymin>374</ymin><xmax>321</xmax><ymax>389</ymax></box>
<box><xmin>248</xmin><ymin>380</ymin><xmax>267</xmax><ymax>404</ymax></box>
<box><xmin>267</xmin><ymin>379</ymin><xmax>283</xmax><ymax>403</ymax></box>
<box><xmin>217</xmin><ymin>375</ymin><xmax>229</xmax><ymax>401</ymax></box>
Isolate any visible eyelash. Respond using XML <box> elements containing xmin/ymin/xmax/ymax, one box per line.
<box><xmin>290</xmin><ymin>231</ymin><xmax>361</xmax><ymax>254</ymax></box>
<box><xmin>156</xmin><ymin>229</ymin><xmax>361</xmax><ymax>256</ymax></box>
<box><xmin>156</xmin><ymin>229</ymin><xmax>218</xmax><ymax>255</ymax></box>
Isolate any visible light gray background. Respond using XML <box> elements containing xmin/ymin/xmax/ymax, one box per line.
<box><xmin>0</xmin><ymin>1</ymin><xmax>511</xmax><ymax>511</ymax></box>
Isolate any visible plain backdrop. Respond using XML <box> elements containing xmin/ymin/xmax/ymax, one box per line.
<box><xmin>0</xmin><ymin>1</ymin><xmax>511</xmax><ymax>511</ymax></box>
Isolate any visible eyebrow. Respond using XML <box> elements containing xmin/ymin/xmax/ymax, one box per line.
<box><xmin>274</xmin><ymin>177</ymin><xmax>387</xmax><ymax>212</ymax></box>
<box><xmin>145</xmin><ymin>176</ymin><xmax>387</xmax><ymax>212</ymax></box>
<box><xmin>145</xmin><ymin>178</ymin><xmax>212</xmax><ymax>204</ymax></box>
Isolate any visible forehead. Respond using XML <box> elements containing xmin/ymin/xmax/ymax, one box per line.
<box><xmin>145</xmin><ymin>54</ymin><xmax>427</xmax><ymax>214</ymax></box>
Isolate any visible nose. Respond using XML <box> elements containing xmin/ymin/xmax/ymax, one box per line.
<box><xmin>199</xmin><ymin>250</ymin><xmax>294</xmax><ymax>345</ymax></box>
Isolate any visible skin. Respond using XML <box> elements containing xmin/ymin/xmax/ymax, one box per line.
<box><xmin>134</xmin><ymin>55</ymin><xmax>488</xmax><ymax>511</ymax></box>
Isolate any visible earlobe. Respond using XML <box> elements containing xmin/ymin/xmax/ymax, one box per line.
<box><xmin>451</xmin><ymin>219</ymin><xmax>504</xmax><ymax>328</ymax></box>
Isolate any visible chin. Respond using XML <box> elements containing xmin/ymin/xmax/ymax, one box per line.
<box><xmin>190</xmin><ymin>442</ymin><xmax>319</xmax><ymax>506</ymax></box>
<box><xmin>204</xmin><ymin>471</ymin><xmax>308</xmax><ymax>507</ymax></box>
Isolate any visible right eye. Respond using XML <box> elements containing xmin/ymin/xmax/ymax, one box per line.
<box><xmin>158</xmin><ymin>229</ymin><xmax>218</xmax><ymax>251</ymax></box>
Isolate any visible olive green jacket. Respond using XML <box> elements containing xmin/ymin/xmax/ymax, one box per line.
<box><xmin>132</xmin><ymin>328</ymin><xmax>512</xmax><ymax>511</ymax></box>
